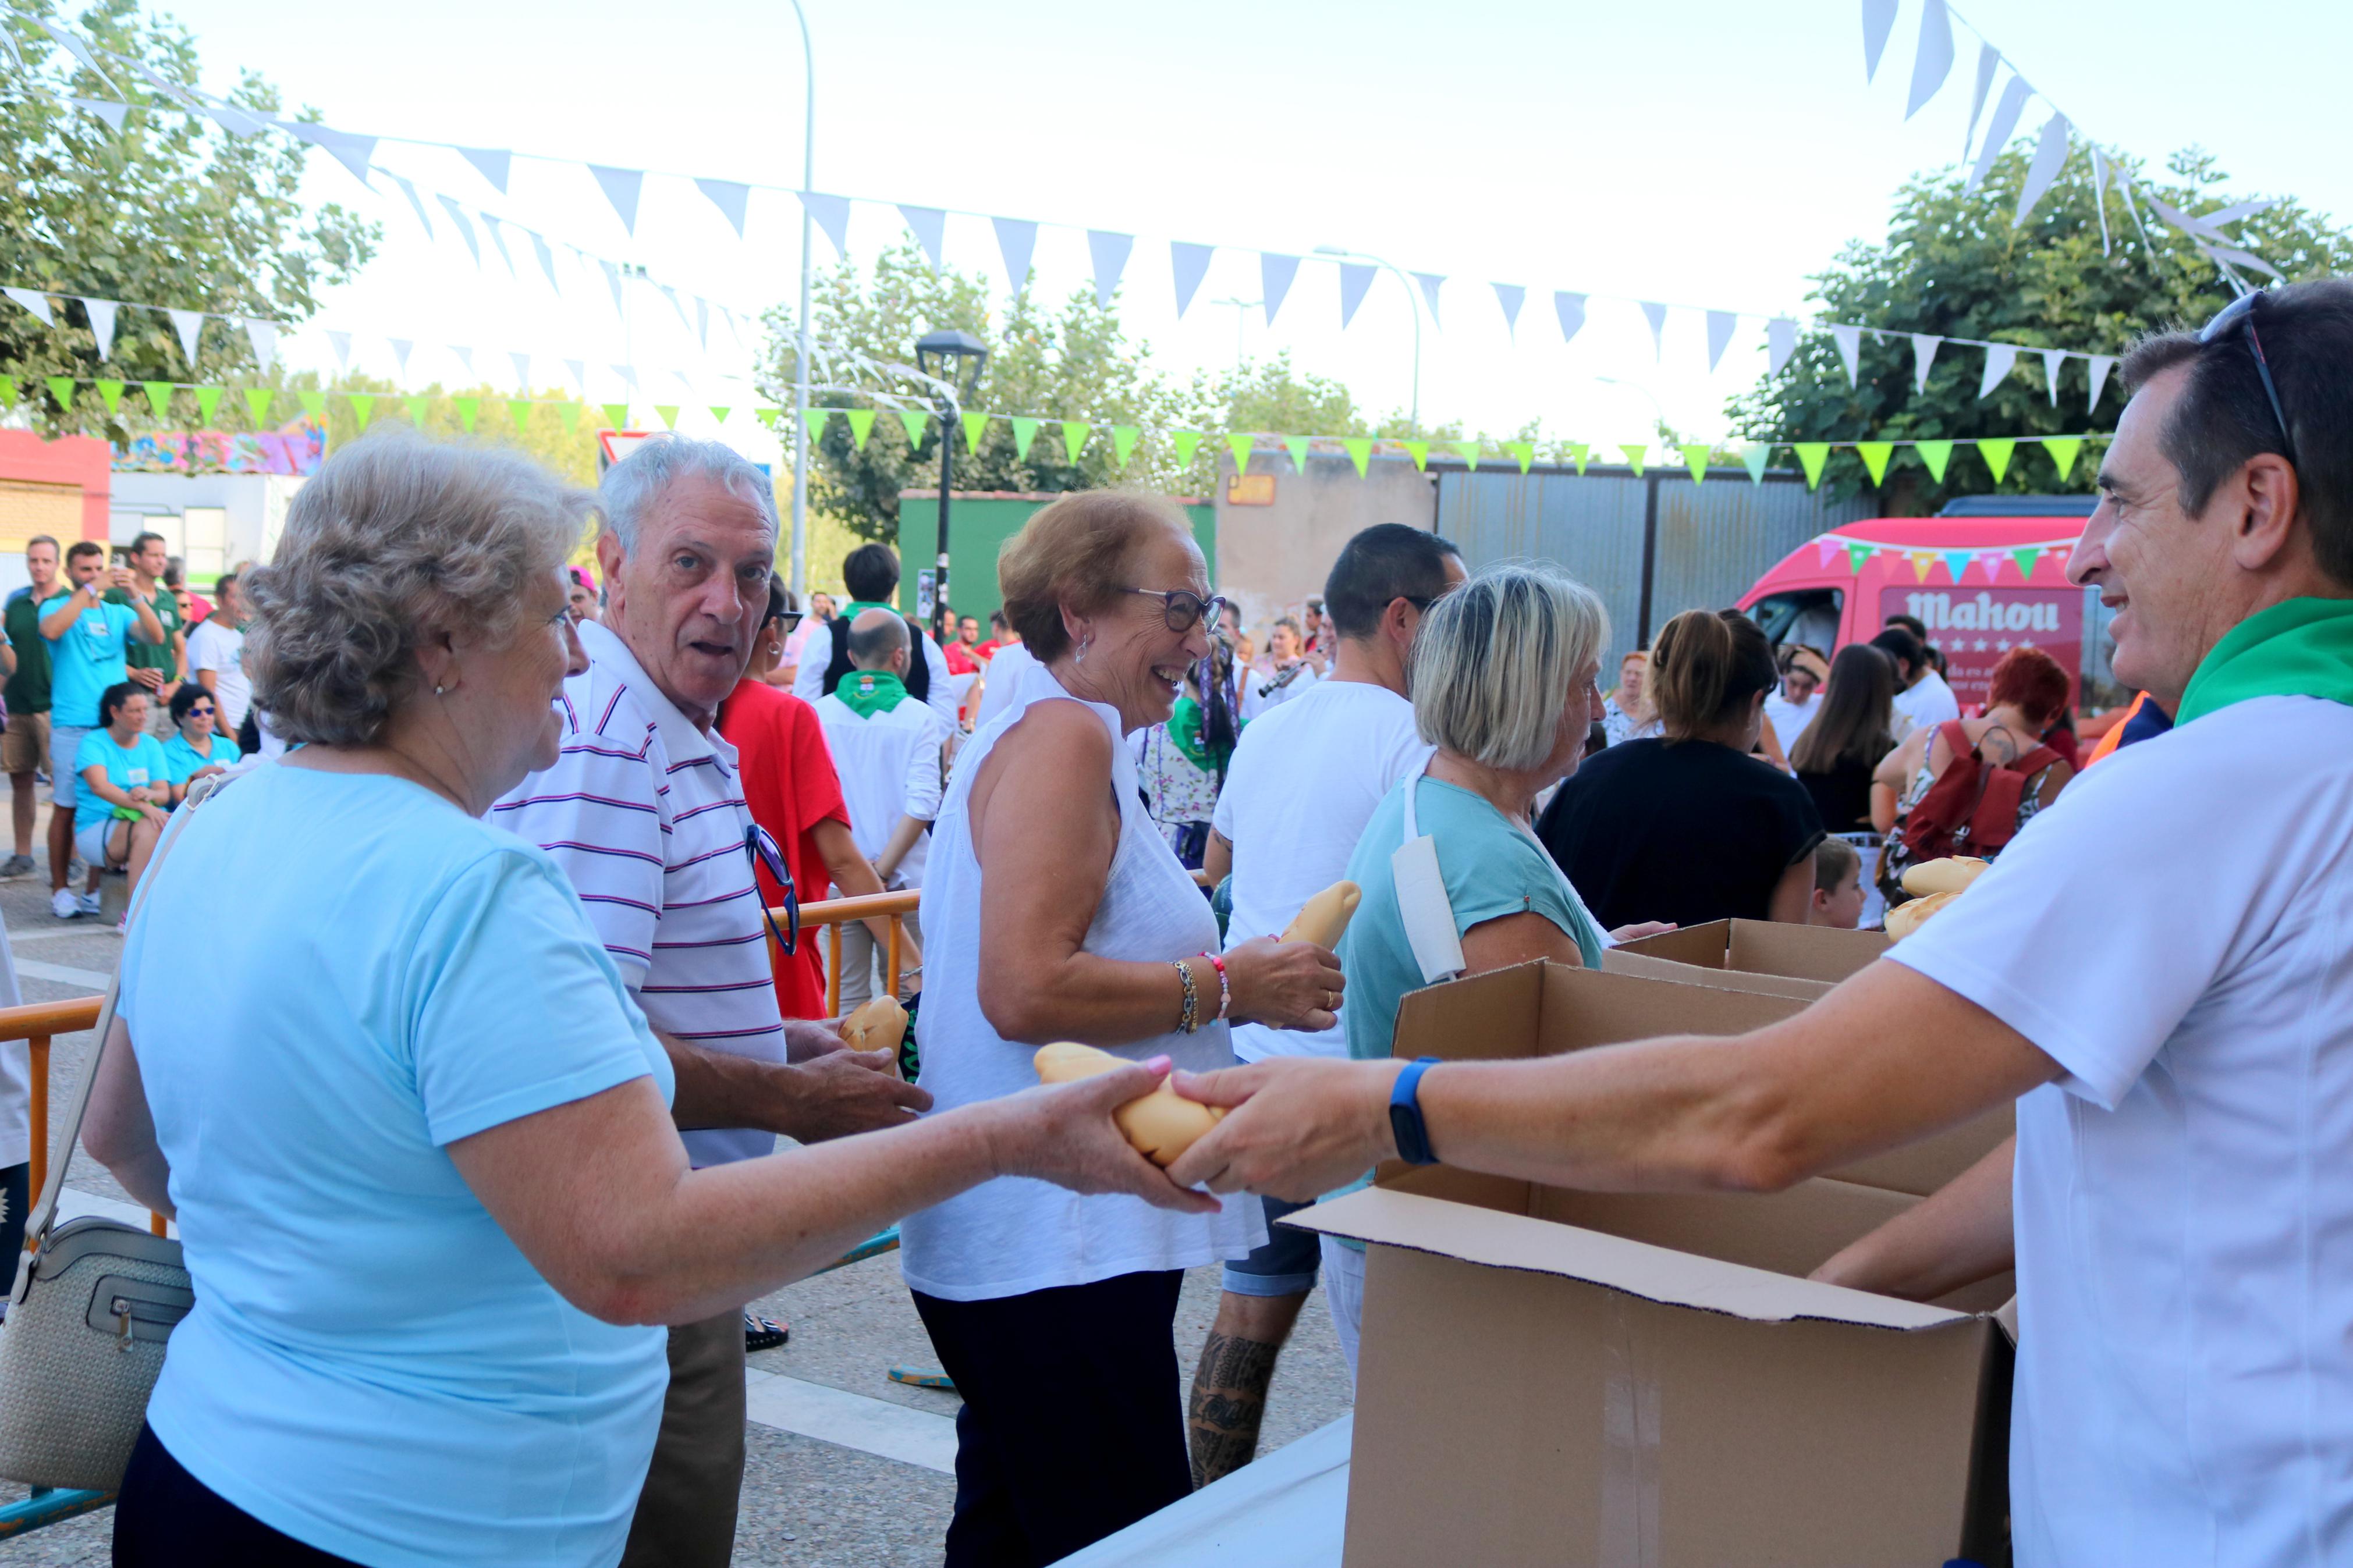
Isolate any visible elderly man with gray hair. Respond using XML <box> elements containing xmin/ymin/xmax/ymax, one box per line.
<box><xmin>494</xmin><ymin>436</ymin><xmax>928</xmax><ymax>1567</ymax></box>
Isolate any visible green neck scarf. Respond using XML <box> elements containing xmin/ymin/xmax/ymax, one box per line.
<box><xmin>2175</xmin><ymin>596</ymin><xmax>2353</xmax><ymax>727</ymax></box>
<box><xmin>835</xmin><ymin>669</ymin><xmax>908</xmax><ymax>719</ymax></box>
<box><xmin>840</xmin><ymin>600</ymin><xmax>895</xmax><ymax>620</ymax></box>
<box><xmin>1167</xmin><ymin>695</ymin><xmax>1234</xmax><ymax>773</ymax></box>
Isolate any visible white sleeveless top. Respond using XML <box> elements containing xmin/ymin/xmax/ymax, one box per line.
<box><xmin>901</xmin><ymin>661</ymin><xmax>1265</xmax><ymax>1301</ymax></box>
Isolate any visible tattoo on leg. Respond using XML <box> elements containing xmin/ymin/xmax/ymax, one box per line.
<box><xmin>1187</xmin><ymin>1331</ymin><xmax>1283</xmax><ymax>1488</ymax></box>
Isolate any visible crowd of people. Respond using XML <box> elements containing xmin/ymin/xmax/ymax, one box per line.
<box><xmin>33</xmin><ymin>278</ymin><xmax>2353</xmax><ymax>1568</ymax></box>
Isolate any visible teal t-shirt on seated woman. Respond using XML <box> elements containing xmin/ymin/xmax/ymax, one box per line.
<box><xmin>1326</xmin><ymin>774</ymin><xmax>1606</xmax><ymax>1238</ymax></box>
<box><xmin>118</xmin><ymin>765</ymin><xmax>675</xmax><ymax>1568</ymax></box>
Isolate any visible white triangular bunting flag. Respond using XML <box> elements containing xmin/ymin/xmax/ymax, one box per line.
<box><xmin>1337</xmin><ymin>264</ymin><xmax>1376</xmax><ymax>328</ymax></box>
<box><xmin>1978</xmin><ymin>343</ymin><xmax>2018</xmax><ymax>399</ymax></box>
<box><xmin>1492</xmin><ymin>283</ymin><xmax>1525</xmax><ymax>337</ymax></box>
<box><xmin>1413</xmin><ymin>272</ymin><xmax>1445</xmax><ymax>329</ymax></box>
<box><xmin>327</xmin><ymin>330</ymin><xmax>351</xmax><ymax>369</ymax></box>
<box><xmin>1910</xmin><ymin>333</ymin><xmax>1941</xmax><ymax>393</ymax></box>
<box><xmin>2091</xmin><ymin>148</ymin><xmax>2113</xmax><ymax>256</ymax></box>
<box><xmin>299</xmin><ymin>123</ymin><xmax>377</xmax><ymax>188</ymax></box>
<box><xmin>459</xmin><ymin>146</ymin><xmax>510</xmax><ymax>193</ymax></box>
<box><xmin>167</xmin><ymin>308</ymin><xmax>203</xmax><ymax>365</ymax></box>
<box><xmin>528</xmin><ymin>230</ymin><xmax>559</xmax><ymax>290</ymax></box>
<box><xmin>1086</xmin><ymin>230</ymin><xmax>1132</xmax><ymax>310</ymax></box>
<box><xmin>1261</xmin><ymin>253</ymin><xmax>1300</xmax><ymax>325</ymax></box>
<box><xmin>1638</xmin><ymin>301</ymin><xmax>1668</xmax><ymax>360</ymax></box>
<box><xmin>2041</xmin><ymin>348</ymin><xmax>2067</xmax><ymax>405</ymax></box>
<box><xmin>451</xmin><ymin>345</ymin><xmax>474</xmax><ymax>375</ymax></box>
<box><xmin>656</xmin><ymin>283</ymin><xmax>688</xmax><ymax>326</ymax></box>
<box><xmin>991</xmin><ymin>216</ymin><xmax>1038</xmax><ymax>293</ymax></box>
<box><xmin>241</xmin><ymin>317</ymin><xmax>277</xmax><ymax>374</ymax></box>
<box><xmin>565</xmin><ymin>359</ymin><xmax>586</xmax><ymax>393</ymax></box>
<box><xmin>1905</xmin><ymin>0</ymin><xmax>1954</xmax><ymax>118</ymax></box>
<box><xmin>2086</xmin><ymin>354</ymin><xmax>2117</xmax><ymax>411</ymax></box>
<box><xmin>509</xmin><ymin>350</ymin><xmax>531</xmax><ymax>388</ymax></box>
<box><xmin>1861</xmin><ymin>0</ymin><xmax>1897</xmax><ymax>80</ymax></box>
<box><xmin>898</xmin><ymin>205</ymin><xmax>946</xmax><ymax>272</ymax></box>
<box><xmin>1961</xmin><ymin>43</ymin><xmax>1997</xmax><ymax>156</ymax></box>
<box><xmin>693</xmin><ymin>179</ymin><xmax>748</xmax><ymax>237</ymax></box>
<box><xmin>613</xmin><ymin>364</ymin><xmax>639</xmax><ymax>390</ymax></box>
<box><xmin>1831</xmin><ymin>324</ymin><xmax>1862</xmax><ymax>386</ymax></box>
<box><xmin>389</xmin><ymin>338</ymin><xmax>414</xmax><ymax>377</ymax></box>
<box><xmin>1766</xmin><ymin>318</ymin><xmax>1797</xmax><ymax>375</ymax></box>
<box><xmin>38</xmin><ymin>19</ymin><xmax>122</xmax><ymax>95</ymax></box>
<box><xmin>204</xmin><ymin>101</ymin><xmax>265</xmax><ymax>138</ymax></box>
<box><xmin>1172</xmin><ymin>242</ymin><xmax>1213</xmax><ymax>318</ymax></box>
<box><xmin>435</xmin><ymin>195</ymin><xmax>481</xmax><ymax>266</ymax></box>
<box><xmin>588</xmin><ymin>164</ymin><xmax>644</xmax><ymax>234</ymax></box>
<box><xmin>79</xmin><ymin>298</ymin><xmax>118</xmax><ymax>360</ymax></box>
<box><xmin>695</xmin><ymin>296</ymin><xmax>711</xmax><ymax>349</ymax></box>
<box><xmin>69</xmin><ymin>97</ymin><xmax>127</xmax><ymax>132</ymax></box>
<box><xmin>1555</xmin><ymin>291</ymin><xmax>1587</xmax><ymax>343</ymax></box>
<box><xmin>799</xmin><ymin>192</ymin><xmax>851</xmax><ymax>258</ymax></box>
<box><xmin>1966</xmin><ymin>76</ymin><xmax>2032</xmax><ymax>192</ymax></box>
<box><xmin>599</xmin><ymin>258</ymin><xmax>624</xmax><ymax>315</ymax></box>
<box><xmin>2015</xmin><ymin>113</ymin><xmax>2071</xmax><ymax>225</ymax></box>
<box><xmin>1705</xmin><ymin>310</ymin><xmax>1737</xmax><ymax>372</ymax></box>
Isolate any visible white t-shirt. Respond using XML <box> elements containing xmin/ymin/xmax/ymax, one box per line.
<box><xmin>1238</xmin><ymin>661</ymin><xmax>1318</xmax><ymax>722</ymax></box>
<box><xmin>1763</xmin><ymin>690</ymin><xmax>1822</xmax><ymax>747</ymax></box>
<box><xmin>188</xmin><ymin>619</ymin><xmax>250</xmax><ymax>733</ymax></box>
<box><xmin>1888</xmin><ymin>695</ymin><xmax>2353</xmax><ymax>1568</ymax></box>
<box><xmin>1212</xmin><ymin>679</ymin><xmax>1432</xmax><ymax>1062</ymax></box>
<box><xmin>811</xmin><ymin>688</ymin><xmax>953</xmax><ymax>888</ymax></box>
<box><xmin>1890</xmin><ymin>666</ymin><xmax>1961</xmax><ymax>737</ymax></box>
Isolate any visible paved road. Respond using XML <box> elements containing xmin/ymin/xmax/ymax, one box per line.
<box><xmin>0</xmin><ymin>836</ymin><xmax>1354</xmax><ymax>1565</ymax></box>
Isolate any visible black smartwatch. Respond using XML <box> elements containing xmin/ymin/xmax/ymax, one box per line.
<box><xmin>1387</xmin><ymin>1056</ymin><xmax>1443</xmax><ymax>1166</ymax></box>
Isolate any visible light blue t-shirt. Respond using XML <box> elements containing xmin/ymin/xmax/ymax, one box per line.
<box><xmin>72</xmin><ymin>727</ymin><xmax>166</xmax><ymax>821</ymax></box>
<box><xmin>38</xmin><ymin>592</ymin><xmax>136</xmax><ymax>728</ymax></box>
<box><xmin>1328</xmin><ymin>775</ymin><xmax>1606</xmax><ymax>1237</ymax></box>
<box><xmin>120</xmin><ymin>766</ymin><xmax>675</xmax><ymax>1568</ymax></box>
<box><xmin>158</xmin><ymin>728</ymin><xmax>240</xmax><ymax>786</ymax></box>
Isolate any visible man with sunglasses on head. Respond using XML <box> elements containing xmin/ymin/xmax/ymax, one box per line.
<box><xmin>493</xmin><ymin>439</ymin><xmax>927</xmax><ymax>1568</ymax></box>
<box><xmin>1167</xmin><ymin>280</ymin><xmax>2353</xmax><ymax>1566</ymax></box>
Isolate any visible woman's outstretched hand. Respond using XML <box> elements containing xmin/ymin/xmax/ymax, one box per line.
<box><xmin>1221</xmin><ymin>936</ymin><xmax>1344</xmax><ymax>1033</ymax></box>
<box><xmin>1162</xmin><ymin>1057</ymin><xmax>1402</xmax><ymax>1200</ymax></box>
<box><xmin>987</xmin><ymin>1057</ymin><xmax>1222</xmax><ymax>1214</ymax></box>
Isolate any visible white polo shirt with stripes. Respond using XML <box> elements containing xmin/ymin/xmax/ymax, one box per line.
<box><xmin>492</xmin><ymin>618</ymin><xmax>785</xmax><ymax>1167</ymax></box>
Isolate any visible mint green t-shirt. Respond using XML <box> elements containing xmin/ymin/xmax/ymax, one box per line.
<box><xmin>1327</xmin><ymin>774</ymin><xmax>1606</xmax><ymax>1235</ymax></box>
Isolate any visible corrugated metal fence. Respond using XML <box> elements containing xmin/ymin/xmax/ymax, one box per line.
<box><xmin>1433</xmin><ymin>463</ymin><xmax>1878</xmax><ymax>667</ymax></box>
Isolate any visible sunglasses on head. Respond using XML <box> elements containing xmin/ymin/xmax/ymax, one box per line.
<box><xmin>2198</xmin><ymin>288</ymin><xmax>2301</xmax><ymax>470</ymax></box>
<box><xmin>744</xmin><ymin>823</ymin><xmax>799</xmax><ymax>957</ymax></box>
<box><xmin>1119</xmin><ymin>588</ymin><xmax>1228</xmax><ymax>635</ymax></box>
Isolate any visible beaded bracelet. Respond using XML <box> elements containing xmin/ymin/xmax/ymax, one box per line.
<box><xmin>1198</xmin><ymin>951</ymin><xmax>1230</xmax><ymax>1022</ymax></box>
<box><xmin>1171</xmin><ymin>958</ymin><xmax>1199</xmax><ymax>1034</ymax></box>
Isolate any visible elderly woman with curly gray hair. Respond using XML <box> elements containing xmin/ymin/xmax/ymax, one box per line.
<box><xmin>80</xmin><ymin>433</ymin><xmax>1214</xmax><ymax>1568</ymax></box>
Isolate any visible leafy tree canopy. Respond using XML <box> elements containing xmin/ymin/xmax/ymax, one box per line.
<box><xmin>0</xmin><ymin>1</ymin><xmax>378</xmax><ymax>441</ymax></box>
<box><xmin>1730</xmin><ymin>144</ymin><xmax>2352</xmax><ymax>511</ymax></box>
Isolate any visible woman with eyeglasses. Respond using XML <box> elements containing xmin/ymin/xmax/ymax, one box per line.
<box><xmin>161</xmin><ymin>681</ymin><xmax>241</xmax><ymax>804</ymax></box>
<box><xmin>899</xmin><ymin>490</ymin><xmax>1343</xmax><ymax>1566</ymax></box>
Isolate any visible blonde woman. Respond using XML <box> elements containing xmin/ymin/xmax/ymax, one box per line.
<box><xmin>1600</xmin><ymin>649</ymin><xmax>1659</xmax><ymax>744</ymax></box>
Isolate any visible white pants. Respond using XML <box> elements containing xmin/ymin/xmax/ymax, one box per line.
<box><xmin>831</xmin><ymin>908</ymin><xmax>921</xmax><ymax>1012</ymax></box>
<box><xmin>1319</xmin><ymin>1234</ymin><xmax>1366</xmax><ymax>1384</ymax></box>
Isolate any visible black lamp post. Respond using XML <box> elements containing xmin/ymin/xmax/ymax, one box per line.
<box><xmin>913</xmin><ymin>328</ymin><xmax>989</xmax><ymax>620</ymax></box>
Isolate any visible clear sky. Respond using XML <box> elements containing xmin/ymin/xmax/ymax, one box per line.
<box><xmin>126</xmin><ymin>0</ymin><xmax>2353</xmax><ymax>454</ymax></box>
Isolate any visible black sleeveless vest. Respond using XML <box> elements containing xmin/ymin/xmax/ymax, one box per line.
<box><xmin>819</xmin><ymin>614</ymin><xmax>932</xmax><ymax>703</ymax></box>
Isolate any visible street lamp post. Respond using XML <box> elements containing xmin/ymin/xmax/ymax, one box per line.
<box><xmin>1314</xmin><ymin>246</ymin><xmax>1421</xmax><ymax>432</ymax></box>
<box><xmin>913</xmin><ymin>329</ymin><xmax>989</xmax><ymax>620</ymax></box>
<box><xmin>786</xmin><ymin>0</ymin><xmax>815</xmax><ymax>600</ymax></box>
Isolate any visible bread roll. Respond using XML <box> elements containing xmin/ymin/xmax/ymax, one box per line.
<box><xmin>1901</xmin><ymin>857</ymin><xmax>1989</xmax><ymax>898</ymax></box>
<box><xmin>1883</xmin><ymin>890</ymin><xmax>1956</xmax><ymax>941</ymax></box>
<box><xmin>1033</xmin><ymin>1041</ymin><xmax>1225</xmax><ymax>1167</ymax></box>
<box><xmin>843</xmin><ymin>995</ymin><xmax>908</xmax><ymax>1079</ymax></box>
<box><xmin>1281</xmin><ymin>880</ymin><xmax>1362</xmax><ymax>950</ymax></box>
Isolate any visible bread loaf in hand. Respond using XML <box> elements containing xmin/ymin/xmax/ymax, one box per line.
<box><xmin>1884</xmin><ymin>890</ymin><xmax>1957</xmax><ymax>941</ymax></box>
<box><xmin>1034</xmin><ymin>1041</ymin><xmax>1224</xmax><ymax>1167</ymax></box>
<box><xmin>842</xmin><ymin>995</ymin><xmax>908</xmax><ymax>1079</ymax></box>
<box><xmin>1900</xmin><ymin>857</ymin><xmax>1989</xmax><ymax>898</ymax></box>
<box><xmin>1281</xmin><ymin>880</ymin><xmax>1362</xmax><ymax>950</ymax></box>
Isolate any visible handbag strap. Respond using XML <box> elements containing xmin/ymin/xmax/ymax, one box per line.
<box><xmin>22</xmin><ymin>770</ymin><xmax>236</xmax><ymax>1251</ymax></box>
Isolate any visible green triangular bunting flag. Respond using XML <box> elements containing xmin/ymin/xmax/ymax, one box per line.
<box><xmin>45</xmin><ymin>376</ymin><xmax>74</xmax><ymax>411</ymax></box>
<box><xmin>897</xmin><ymin>408</ymin><xmax>928</xmax><ymax>447</ymax></box>
<box><xmin>1680</xmin><ymin>443</ymin><xmax>1709</xmax><ymax>483</ymax></box>
<box><xmin>1403</xmin><ymin>440</ymin><xmax>1429</xmax><ymax>471</ymax></box>
<box><xmin>708</xmin><ymin>406</ymin><xmax>731</xmax><ymax>427</ymax></box>
<box><xmin>961</xmin><ymin>411</ymin><xmax>988</xmax><ymax>451</ymax></box>
<box><xmin>1568</xmin><ymin>442</ymin><xmax>1591</xmax><ymax>475</ymax></box>
<box><xmin>2010</xmin><ymin>547</ymin><xmax>2040</xmax><ymax>579</ymax></box>
<box><xmin>404</xmin><ymin>396</ymin><xmax>428</xmax><ymax>424</ymax></box>
<box><xmin>845</xmin><ymin>407</ymin><xmax>875</xmax><ymax>450</ymax></box>
<box><xmin>1794</xmin><ymin>442</ymin><xmax>1830</xmax><ymax>489</ymax></box>
<box><xmin>346</xmin><ymin>392</ymin><xmax>373</xmax><ymax>425</ymax></box>
<box><xmin>1227</xmin><ymin>433</ymin><xmax>1255</xmax><ymax>474</ymax></box>
<box><xmin>1170</xmin><ymin>430</ymin><xmax>1200</xmax><ymax>470</ymax></box>
<box><xmin>95</xmin><ymin>379</ymin><xmax>124</xmax><ymax>416</ymax></box>
<box><xmin>508</xmin><ymin>399</ymin><xmax>532</xmax><ymax>426</ymax></box>
<box><xmin>1450</xmin><ymin>440</ymin><xmax>1480</xmax><ymax>471</ymax></box>
<box><xmin>800</xmin><ymin>408</ymin><xmax>830</xmax><ymax>443</ymax></box>
<box><xmin>141</xmin><ymin>381</ymin><xmax>175</xmax><ymax>419</ymax></box>
<box><xmin>1506</xmin><ymin>441</ymin><xmax>1535</xmax><ymax>475</ymax></box>
<box><xmin>1343</xmin><ymin>438</ymin><xmax>1373</xmax><ymax>477</ymax></box>
<box><xmin>1112</xmin><ymin>425</ymin><xmax>1140</xmax><ymax>468</ymax></box>
<box><xmin>243</xmin><ymin>387</ymin><xmax>272</xmax><ymax>426</ymax></box>
<box><xmin>301</xmin><ymin>391</ymin><xmax>329</xmax><ymax>419</ymax></box>
<box><xmin>1284</xmin><ymin>435</ymin><xmax>1311</xmax><ymax>472</ymax></box>
<box><xmin>1855</xmin><ymin>441</ymin><xmax>1894</xmax><ymax>485</ymax></box>
<box><xmin>1741</xmin><ymin>443</ymin><xmax>1770</xmax><ymax>483</ymax></box>
<box><xmin>752</xmin><ymin>407</ymin><xmax>779</xmax><ymax>430</ymax></box>
<box><xmin>1847</xmin><ymin>542</ymin><xmax>1875</xmax><ymax>573</ymax></box>
<box><xmin>2040</xmin><ymin>435</ymin><xmax>2083</xmax><ymax>481</ymax></box>
<box><xmin>1619</xmin><ymin>443</ymin><xmax>1647</xmax><ymax>477</ymax></box>
<box><xmin>1062</xmin><ymin>421</ymin><xmax>1090</xmax><ymax>464</ymax></box>
<box><xmin>1010</xmin><ymin>417</ymin><xmax>1039</xmax><ymax>461</ymax></box>
<box><xmin>1978</xmin><ymin>437</ymin><xmax>2015</xmax><ymax>483</ymax></box>
<box><xmin>558</xmin><ymin>403</ymin><xmax>580</xmax><ymax>433</ymax></box>
<box><xmin>654</xmin><ymin>404</ymin><xmax>680</xmax><ymax>431</ymax></box>
<box><xmin>0</xmin><ymin>375</ymin><xmax>15</xmax><ymax>408</ymax></box>
<box><xmin>196</xmin><ymin>386</ymin><xmax>222</xmax><ymax>425</ymax></box>
<box><xmin>453</xmin><ymin>396</ymin><xmax>479</xmax><ymax>433</ymax></box>
<box><xmin>1917</xmin><ymin>439</ymin><xmax>1955</xmax><ymax>484</ymax></box>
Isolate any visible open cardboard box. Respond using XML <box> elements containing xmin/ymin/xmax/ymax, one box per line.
<box><xmin>1289</xmin><ymin>963</ymin><xmax>2015</xmax><ymax>1568</ymax></box>
<box><xmin>1603</xmin><ymin>917</ymin><xmax>1890</xmax><ymax>1000</ymax></box>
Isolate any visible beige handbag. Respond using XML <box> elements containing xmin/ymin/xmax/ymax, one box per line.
<box><xmin>0</xmin><ymin>775</ymin><xmax>226</xmax><ymax>1490</ymax></box>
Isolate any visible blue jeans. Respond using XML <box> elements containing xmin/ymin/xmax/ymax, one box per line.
<box><xmin>1220</xmin><ymin>1193</ymin><xmax>1322</xmax><ymax>1297</ymax></box>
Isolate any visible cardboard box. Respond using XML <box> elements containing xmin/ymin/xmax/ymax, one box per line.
<box><xmin>1291</xmin><ymin>965</ymin><xmax>2014</xmax><ymax>1568</ymax></box>
<box><xmin>1605</xmin><ymin>918</ymin><xmax>1890</xmax><ymax>991</ymax></box>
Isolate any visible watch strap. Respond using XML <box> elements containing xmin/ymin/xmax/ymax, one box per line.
<box><xmin>1388</xmin><ymin>1055</ymin><xmax>1443</xmax><ymax>1166</ymax></box>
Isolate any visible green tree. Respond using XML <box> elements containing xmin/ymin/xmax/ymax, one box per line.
<box><xmin>1730</xmin><ymin>145</ymin><xmax>2353</xmax><ymax>511</ymax></box>
<box><xmin>0</xmin><ymin>1</ymin><xmax>377</xmax><ymax>441</ymax></box>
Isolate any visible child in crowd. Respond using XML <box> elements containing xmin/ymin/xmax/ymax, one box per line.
<box><xmin>1811</xmin><ymin>836</ymin><xmax>1864</xmax><ymax>928</ymax></box>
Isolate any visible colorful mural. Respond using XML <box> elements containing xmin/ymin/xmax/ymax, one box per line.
<box><xmin>114</xmin><ymin>417</ymin><xmax>326</xmax><ymax>477</ymax></box>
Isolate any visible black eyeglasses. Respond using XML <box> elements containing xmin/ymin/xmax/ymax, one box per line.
<box><xmin>1120</xmin><ymin>588</ymin><xmax>1228</xmax><ymax>635</ymax></box>
<box><xmin>2199</xmin><ymin>289</ymin><xmax>2301</xmax><ymax>470</ymax></box>
<box><xmin>744</xmin><ymin>823</ymin><xmax>799</xmax><ymax>957</ymax></box>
